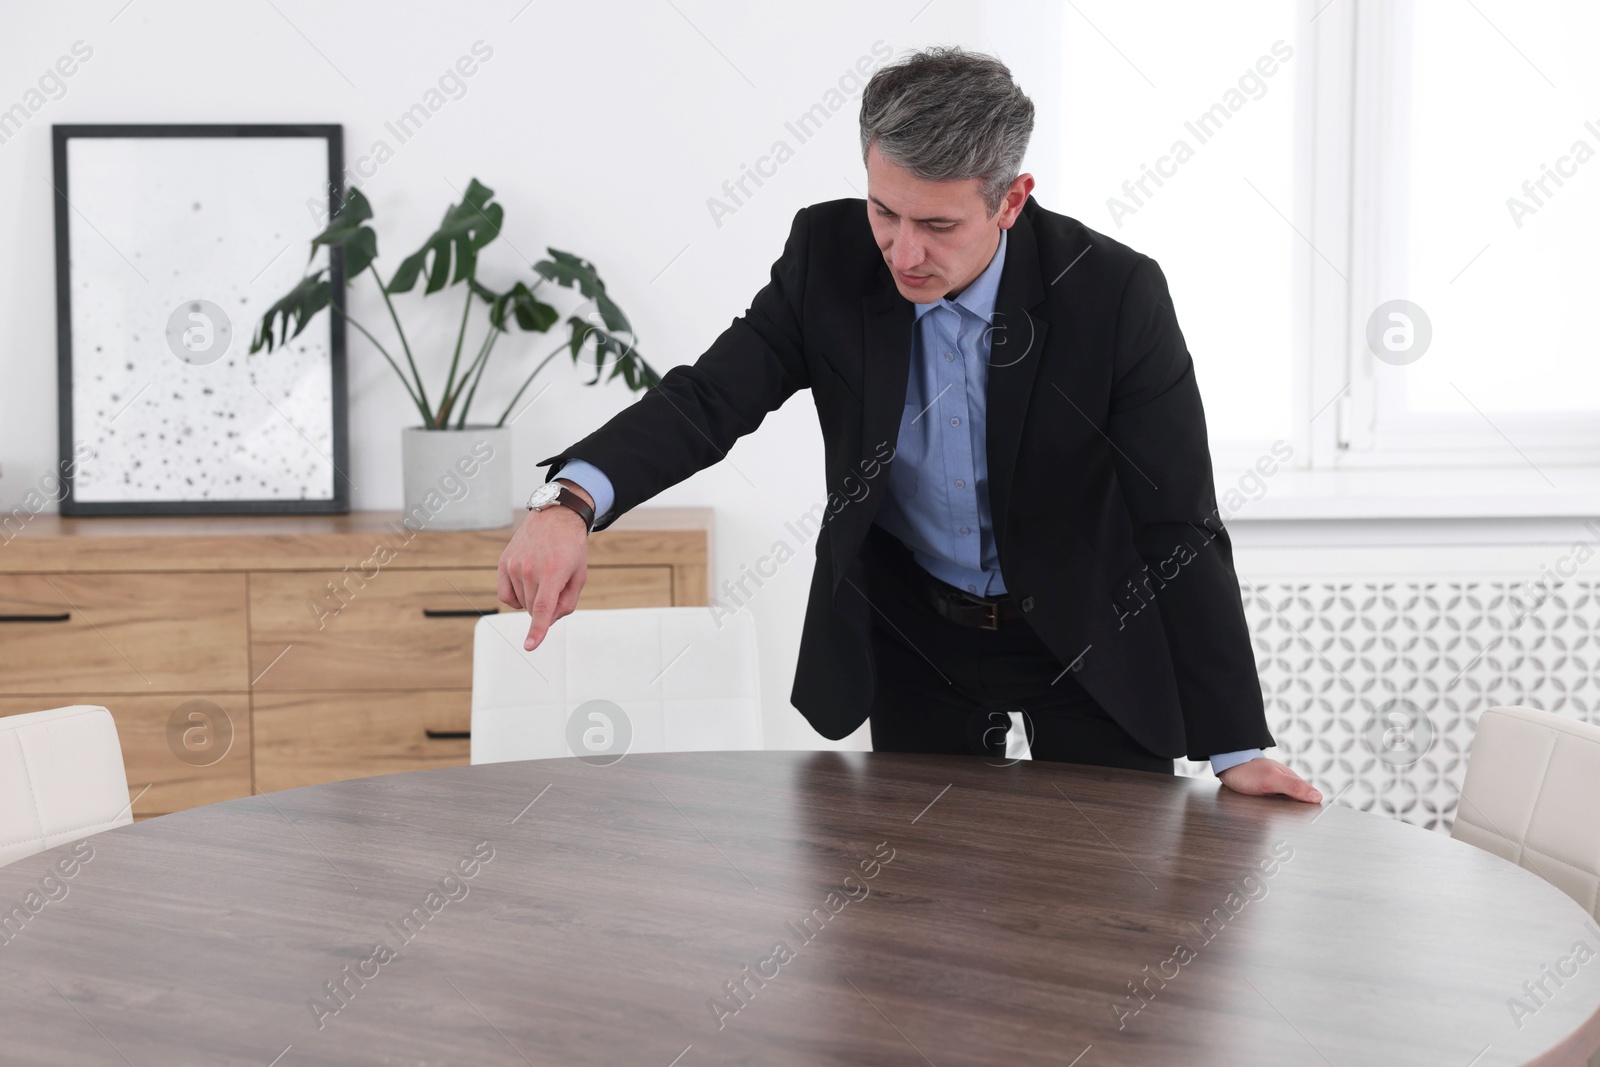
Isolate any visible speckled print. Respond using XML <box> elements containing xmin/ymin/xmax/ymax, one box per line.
<box><xmin>65</xmin><ymin>136</ymin><xmax>336</xmax><ymax>503</ymax></box>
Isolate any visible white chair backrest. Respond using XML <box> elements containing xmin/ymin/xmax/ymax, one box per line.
<box><xmin>0</xmin><ymin>705</ymin><xmax>133</xmax><ymax>868</ymax></box>
<box><xmin>1452</xmin><ymin>705</ymin><xmax>1600</xmax><ymax>922</ymax></box>
<box><xmin>471</xmin><ymin>606</ymin><xmax>763</xmax><ymax>765</ymax></box>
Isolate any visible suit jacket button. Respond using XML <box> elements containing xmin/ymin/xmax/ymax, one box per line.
<box><xmin>1020</xmin><ymin>596</ymin><xmax>1035</xmax><ymax>612</ymax></box>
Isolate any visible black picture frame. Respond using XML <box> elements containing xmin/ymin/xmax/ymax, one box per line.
<box><xmin>51</xmin><ymin>123</ymin><xmax>349</xmax><ymax>515</ymax></box>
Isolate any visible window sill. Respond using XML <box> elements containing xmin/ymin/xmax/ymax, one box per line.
<box><xmin>1221</xmin><ymin>467</ymin><xmax>1600</xmax><ymax>522</ymax></box>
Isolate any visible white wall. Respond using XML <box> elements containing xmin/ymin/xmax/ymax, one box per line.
<box><xmin>0</xmin><ymin>0</ymin><xmax>1064</xmax><ymax>750</ymax></box>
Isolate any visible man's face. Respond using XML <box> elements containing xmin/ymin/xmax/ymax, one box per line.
<box><xmin>864</xmin><ymin>142</ymin><xmax>1032</xmax><ymax>303</ymax></box>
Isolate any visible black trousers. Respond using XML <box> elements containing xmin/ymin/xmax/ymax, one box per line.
<box><xmin>862</xmin><ymin>525</ymin><xmax>1172</xmax><ymax>774</ymax></box>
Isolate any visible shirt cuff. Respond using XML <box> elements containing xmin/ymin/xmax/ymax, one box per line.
<box><xmin>1209</xmin><ymin>748</ymin><xmax>1263</xmax><ymax>775</ymax></box>
<box><xmin>550</xmin><ymin>458</ymin><xmax>615</xmax><ymax>526</ymax></box>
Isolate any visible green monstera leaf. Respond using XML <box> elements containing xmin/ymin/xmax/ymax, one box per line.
<box><xmin>309</xmin><ymin>187</ymin><xmax>379</xmax><ymax>279</ymax></box>
<box><xmin>250</xmin><ymin>269</ymin><xmax>330</xmax><ymax>353</ymax></box>
<box><xmin>387</xmin><ymin>178</ymin><xmax>503</xmax><ymax>295</ymax></box>
<box><xmin>488</xmin><ymin>280</ymin><xmax>559</xmax><ymax>334</ymax></box>
<box><xmin>563</xmin><ymin>313</ymin><xmax>660</xmax><ymax>390</ymax></box>
<box><xmin>535</xmin><ymin>248</ymin><xmax>629</xmax><ymax>333</ymax></box>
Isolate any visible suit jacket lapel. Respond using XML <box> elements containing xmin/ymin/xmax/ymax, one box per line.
<box><xmin>984</xmin><ymin>206</ymin><xmax>1050</xmax><ymax>543</ymax></box>
<box><xmin>857</xmin><ymin>278</ymin><xmax>914</xmax><ymax>518</ymax></box>
<box><xmin>864</xmin><ymin>281</ymin><xmax>915</xmax><ymax>470</ymax></box>
<box><xmin>819</xmin><ymin>273</ymin><xmax>912</xmax><ymax>593</ymax></box>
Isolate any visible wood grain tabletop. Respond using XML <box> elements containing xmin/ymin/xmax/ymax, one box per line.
<box><xmin>1</xmin><ymin>751</ymin><xmax>1597</xmax><ymax>1066</ymax></box>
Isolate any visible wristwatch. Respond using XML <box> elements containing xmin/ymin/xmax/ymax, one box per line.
<box><xmin>526</xmin><ymin>481</ymin><xmax>596</xmax><ymax>532</ymax></box>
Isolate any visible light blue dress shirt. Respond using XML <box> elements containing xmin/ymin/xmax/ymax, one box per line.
<box><xmin>549</xmin><ymin>230</ymin><xmax>1260</xmax><ymax>775</ymax></box>
<box><xmin>873</xmin><ymin>229</ymin><xmax>1010</xmax><ymax>598</ymax></box>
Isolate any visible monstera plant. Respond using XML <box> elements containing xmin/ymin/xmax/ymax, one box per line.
<box><xmin>249</xmin><ymin>178</ymin><xmax>659</xmax><ymax>529</ymax></box>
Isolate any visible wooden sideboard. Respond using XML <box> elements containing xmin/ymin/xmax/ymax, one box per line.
<box><xmin>0</xmin><ymin>508</ymin><xmax>710</xmax><ymax>818</ymax></box>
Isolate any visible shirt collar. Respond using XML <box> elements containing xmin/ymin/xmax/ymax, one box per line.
<box><xmin>912</xmin><ymin>228</ymin><xmax>1008</xmax><ymax>323</ymax></box>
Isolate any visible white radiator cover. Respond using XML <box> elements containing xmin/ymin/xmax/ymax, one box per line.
<box><xmin>1173</xmin><ymin>524</ymin><xmax>1600</xmax><ymax>833</ymax></box>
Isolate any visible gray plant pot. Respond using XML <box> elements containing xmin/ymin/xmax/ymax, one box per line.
<box><xmin>400</xmin><ymin>425</ymin><xmax>513</xmax><ymax>531</ymax></box>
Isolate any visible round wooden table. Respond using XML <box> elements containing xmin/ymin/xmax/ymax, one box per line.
<box><xmin>2</xmin><ymin>752</ymin><xmax>1598</xmax><ymax>1066</ymax></box>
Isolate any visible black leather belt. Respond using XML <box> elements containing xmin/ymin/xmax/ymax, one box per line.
<box><xmin>914</xmin><ymin>567</ymin><xmax>1023</xmax><ymax>630</ymax></box>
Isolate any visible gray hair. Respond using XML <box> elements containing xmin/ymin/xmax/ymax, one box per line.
<box><xmin>859</xmin><ymin>46</ymin><xmax>1034</xmax><ymax>215</ymax></box>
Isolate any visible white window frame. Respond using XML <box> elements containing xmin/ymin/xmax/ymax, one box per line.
<box><xmin>1304</xmin><ymin>0</ymin><xmax>1600</xmax><ymax>471</ymax></box>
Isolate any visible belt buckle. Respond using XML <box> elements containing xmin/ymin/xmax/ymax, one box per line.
<box><xmin>951</xmin><ymin>590</ymin><xmax>1001</xmax><ymax>630</ymax></box>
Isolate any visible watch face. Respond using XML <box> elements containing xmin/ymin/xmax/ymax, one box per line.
<box><xmin>527</xmin><ymin>482</ymin><xmax>561</xmax><ymax>508</ymax></box>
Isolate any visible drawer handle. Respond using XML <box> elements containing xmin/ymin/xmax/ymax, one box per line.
<box><xmin>421</xmin><ymin>608</ymin><xmax>499</xmax><ymax>618</ymax></box>
<box><xmin>424</xmin><ymin>729</ymin><xmax>471</xmax><ymax>739</ymax></box>
<box><xmin>0</xmin><ymin>612</ymin><xmax>71</xmax><ymax>623</ymax></box>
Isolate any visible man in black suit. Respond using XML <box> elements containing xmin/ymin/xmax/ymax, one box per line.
<box><xmin>499</xmin><ymin>46</ymin><xmax>1319</xmax><ymax>802</ymax></box>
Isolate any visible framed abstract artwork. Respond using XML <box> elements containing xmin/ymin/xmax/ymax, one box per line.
<box><xmin>51</xmin><ymin>124</ymin><xmax>349</xmax><ymax>514</ymax></box>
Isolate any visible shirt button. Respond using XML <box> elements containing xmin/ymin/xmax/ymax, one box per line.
<box><xmin>949</xmin><ymin>417</ymin><xmax>960</xmax><ymax>427</ymax></box>
<box><xmin>967</xmin><ymin>584</ymin><xmax>977</xmax><ymax>593</ymax></box>
<box><xmin>944</xmin><ymin>352</ymin><xmax>954</xmax><ymax>362</ymax></box>
<box><xmin>955</xmin><ymin>479</ymin><xmax>965</xmax><ymax>489</ymax></box>
<box><xmin>1021</xmin><ymin>596</ymin><xmax>1035</xmax><ymax>612</ymax></box>
<box><xmin>960</xmin><ymin>526</ymin><xmax>970</xmax><ymax>535</ymax></box>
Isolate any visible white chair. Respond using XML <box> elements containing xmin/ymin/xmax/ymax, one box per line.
<box><xmin>1452</xmin><ymin>705</ymin><xmax>1600</xmax><ymax>922</ymax></box>
<box><xmin>0</xmin><ymin>705</ymin><xmax>133</xmax><ymax>868</ymax></box>
<box><xmin>471</xmin><ymin>606</ymin><xmax>764</xmax><ymax>764</ymax></box>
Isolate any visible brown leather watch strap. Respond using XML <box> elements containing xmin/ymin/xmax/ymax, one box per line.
<box><xmin>552</xmin><ymin>486</ymin><xmax>595</xmax><ymax>532</ymax></box>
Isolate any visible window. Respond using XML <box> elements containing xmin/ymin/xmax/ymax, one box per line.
<box><xmin>1346</xmin><ymin>0</ymin><xmax>1600</xmax><ymax>465</ymax></box>
<box><xmin>1061</xmin><ymin>0</ymin><xmax>1600</xmax><ymax>481</ymax></box>
<box><xmin>1058</xmin><ymin>1</ymin><xmax>1300</xmax><ymax>457</ymax></box>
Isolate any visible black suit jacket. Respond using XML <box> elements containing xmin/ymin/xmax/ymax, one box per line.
<box><xmin>537</xmin><ymin>196</ymin><xmax>1274</xmax><ymax>760</ymax></box>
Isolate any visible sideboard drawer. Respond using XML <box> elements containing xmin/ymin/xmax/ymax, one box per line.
<box><xmin>252</xmin><ymin>690</ymin><xmax>470</xmax><ymax>791</ymax></box>
<box><xmin>0</xmin><ymin>574</ymin><xmax>248</xmax><ymax>693</ymax></box>
<box><xmin>248</xmin><ymin>565</ymin><xmax>676</xmax><ymax>691</ymax></box>
<box><xmin>249</xmin><ymin>568</ymin><xmax>502</xmax><ymax>691</ymax></box>
<box><xmin>0</xmin><ymin>693</ymin><xmax>251</xmax><ymax>818</ymax></box>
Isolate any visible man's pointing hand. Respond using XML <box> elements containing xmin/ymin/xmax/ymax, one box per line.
<box><xmin>497</xmin><ymin>479</ymin><xmax>594</xmax><ymax>651</ymax></box>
